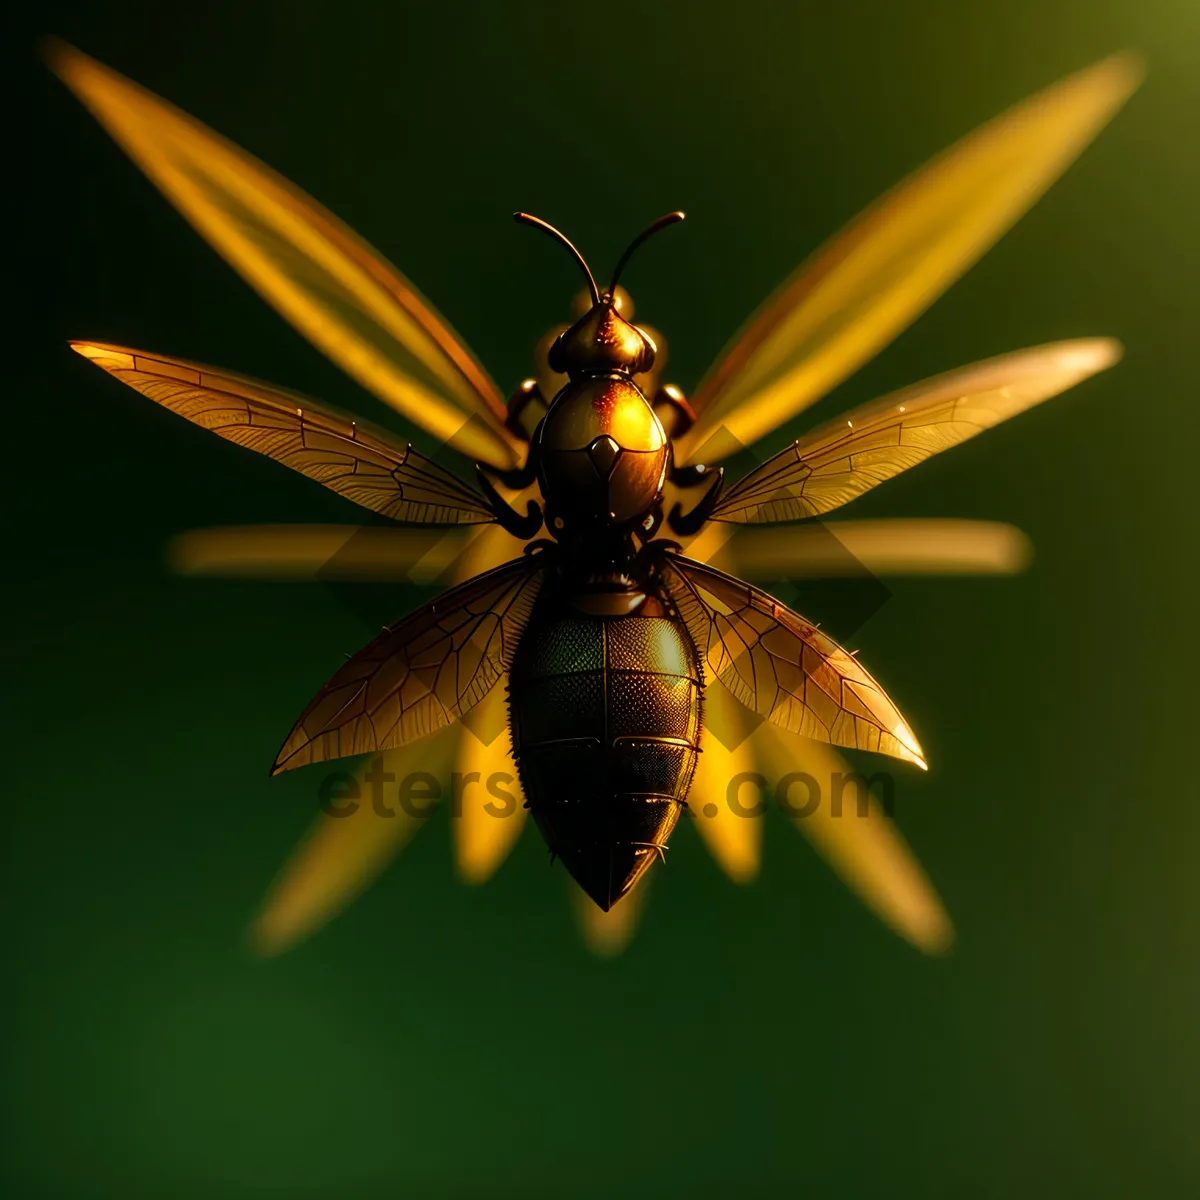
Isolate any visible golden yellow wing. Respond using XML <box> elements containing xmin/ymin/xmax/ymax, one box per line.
<box><xmin>72</xmin><ymin>343</ymin><xmax>496</xmax><ymax>525</ymax></box>
<box><xmin>48</xmin><ymin>41</ymin><xmax>522</xmax><ymax>469</ymax></box>
<box><xmin>273</xmin><ymin>557</ymin><xmax>545</xmax><ymax>774</ymax></box>
<box><xmin>711</xmin><ymin>339</ymin><xmax>1120</xmax><ymax>523</ymax></box>
<box><xmin>679</xmin><ymin>54</ymin><xmax>1141</xmax><ymax>463</ymax></box>
<box><xmin>661</xmin><ymin>555</ymin><xmax>925</xmax><ymax>769</ymax></box>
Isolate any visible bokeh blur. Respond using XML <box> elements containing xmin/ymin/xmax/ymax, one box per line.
<box><xmin>6</xmin><ymin>1</ymin><xmax>1200</xmax><ymax>1196</ymax></box>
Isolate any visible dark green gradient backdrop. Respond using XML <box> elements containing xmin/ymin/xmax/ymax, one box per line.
<box><xmin>6</xmin><ymin>1</ymin><xmax>1199</xmax><ymax>1196</ymax></box>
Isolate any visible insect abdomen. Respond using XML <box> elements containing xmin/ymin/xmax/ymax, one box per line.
<box><xmin>508</xmin><ymin>595</ymin><xmax>702</xmax><ymax>910</ymax></box>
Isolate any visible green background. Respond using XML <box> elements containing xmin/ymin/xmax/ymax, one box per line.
<box><xmin>6</xmin><ymin>1</ymin><xmax>1199</xmax><ymax>1196</ymax></box>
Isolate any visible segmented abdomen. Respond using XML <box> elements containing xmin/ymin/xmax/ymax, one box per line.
<box><xmin>508</xmin><ymin>595</ymin><xmax>702</xmax><ymax>909</ymax></box>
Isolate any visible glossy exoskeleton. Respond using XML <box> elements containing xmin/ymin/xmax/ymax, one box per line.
<box><xmin>51</xmin><ymin>41</ymin><xmax>1137</xmax><ymax>920</ymax></box>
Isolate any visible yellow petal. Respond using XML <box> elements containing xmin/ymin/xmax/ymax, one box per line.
<box><xmin>452</xmin><ymin>687</ymin><xmax>528</xmax><ymax>884</ymax></box>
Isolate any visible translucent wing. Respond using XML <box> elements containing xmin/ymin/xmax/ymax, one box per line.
<box><xmin>679</xmin><ymin>54</ymin><xmax>1141</xmax><ymax>463</ymax></box>
<box><xmin>49</xmin><ymin>41</ymin><xmax>522</xmax><ymax>469</ymax></box>
<box><xmin>661</xmin><ymin>555</ymin><xmax>925</xmax><ymax>769</ymax></box>
<box><xmin>74</xmin><ymin>343</ymin><xmax>495</xmax><ymax>525</ymax></box>
<box><xmin>272</xmin><ymin>556</ymin><xmax>545</xmax><ymax>774</ymax></box>
<box><xmin>711</xmin><ymin>340</ymin><xmax>1120</xmax><ymax>523</ymax></box>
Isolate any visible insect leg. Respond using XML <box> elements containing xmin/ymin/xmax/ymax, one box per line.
<box><xmin>504</xmin><ymin>378</ymin><xmax>547</xmax><ymax>441</ymax></box>
<box><xmin>484</xmin><ymin>410</ymin><xmax>542</xmax><ymax>491</ymax></box>
<box><xmin>667</xmin><ymin>468</ymin><xmax>724</xmax><ymax>536</ymax></box>
<box><xmin>475</xmin><ymin>464</ymin><xmax>543</xmax><ymax>538</ymax></box>
<box><xmin>637</xmin><ymin>499</ymin><xmax>665</xmax><ymax>543</ymax></box>
<box><xmin>652</xmin><ymin>382</ymin><xmax>697</xmax><ymax>440</ymax></box>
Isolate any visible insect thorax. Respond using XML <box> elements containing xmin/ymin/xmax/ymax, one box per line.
<box><xmin>535</xmin><ymin>374</ymin><xmax>668</xmax><ymax>533</ymax></box>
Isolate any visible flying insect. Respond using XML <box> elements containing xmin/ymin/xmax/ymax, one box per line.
<box><xmin>47</xmin><ymin>42</ymin><xmax>1139</xmax><ymax>931</ymax></box>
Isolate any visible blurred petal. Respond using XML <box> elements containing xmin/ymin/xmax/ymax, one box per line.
<box><xmin>46</xmin><ymin>40</ymin><xmax>522</xmax><ymax>468</ymax></box>
<box><xmin>689</xmin><ymin>683</ymin><xmax>765</xmax><ymax>883</ymax></box>
<box><xmin>446</xmin><ymin>517</ymin><xmax>530</xmax><ymax>584</ymax></box>
<box><xmin>169</xmin><ymin>524</ymin><xmax>468</xmax><ymax>582</ymax></box>
<box><xmin>709</xmin><ymin>519</ymin><xmax>1034</xmax><ymax>579</ymax></box>
<box><xmin>680</xmin><ymin>53</ymin><xmax>1142</xmax><ymax>462</ymax></box>
<box><xmin>761</xmin><ymin>728</ymin><xmax>954</xmax><ymax>955</ymax></box>
<box><xmin>453</xmin><ymin>685</ymin><xmax>528</xmax><ymax>884</ymax></box>
<box><xmin>673</xmin><ymin>517</ymin><xmax>738</xmax><ymax>568</ymax></box>
<box><xmin>250</xmin><ymin>726</ymin><xmax>457</xmax><ymax>955</ymax></box>
<box><xmin>571</xmin><ymin>876</ymin><xmax>650</xmax><ymax>958</ymax></box>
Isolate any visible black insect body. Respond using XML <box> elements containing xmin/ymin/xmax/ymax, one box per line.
<box><xmin>509</xmin><ymin>586</ymin><xmax>702</xmax><ymax>910</ymax></box>
<box><xmin>51</xmin><ymin>42</ymin><xmax>1137</xmax><ymax>920</ymax></box>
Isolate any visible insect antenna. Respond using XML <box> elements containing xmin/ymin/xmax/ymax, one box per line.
<box><xmin>513</xmin><ymin>212</ymin><xmax>600</xmax><ymax>305</ymax></box>
<box><xmin>608</xmin><ymin>211</ymin><xmax>685</xmax><ymax>294</ymax></box>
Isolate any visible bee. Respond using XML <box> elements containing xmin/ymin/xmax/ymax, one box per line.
<box><xmin>48</xmin><ymin>42</ymin><xmax>1139</xmax><ymax>932</ymax></box>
